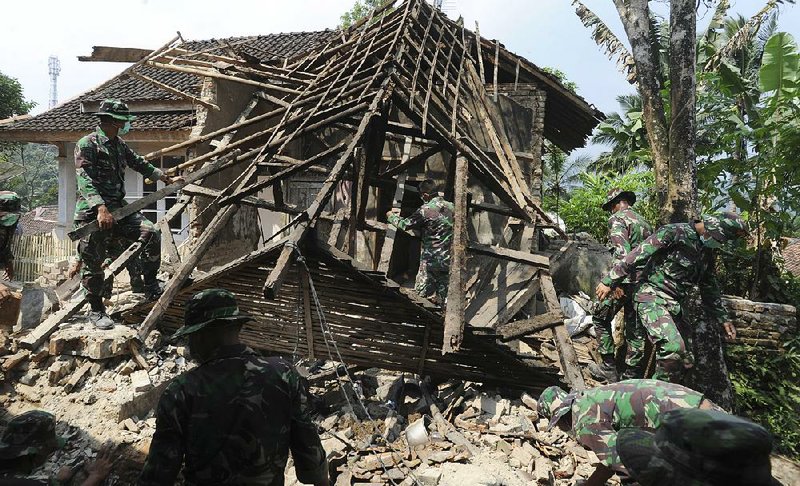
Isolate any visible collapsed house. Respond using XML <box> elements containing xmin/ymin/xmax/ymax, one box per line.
<box><xmin>4</xmin><ymin>0</ymin><xmax>607</xmax><ymax>392</ymax></box>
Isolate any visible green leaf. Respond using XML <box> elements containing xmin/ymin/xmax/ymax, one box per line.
<box><xmin>759</xmin><ymin>32</ymin><xmax>799</xmax><ymax>94</ymax></box>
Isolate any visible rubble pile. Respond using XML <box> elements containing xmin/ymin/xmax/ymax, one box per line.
<box><xmin>1</xmin><ymin>309</ymin><xmax>193</xmax><ymax>483</ymax></box>
<box><xmin>289</xmin><ymin>367</ymin><xmax>613</xmax><ymax>486</ymax></box>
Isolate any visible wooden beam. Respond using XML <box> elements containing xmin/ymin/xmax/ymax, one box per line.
<box><xmin>539</xmin><ymin>272</ymin><xmax>585</xmax><ymax>391</ymax></box>
<box><xmin>379</xmin><ymin>143</ymin><xmax>443</xmax><ymax>178</ymax></box>
<box><xmin>138</xmin><ymin>204</ymin><xmax>239</xmax><ymax>341</ymax></box>
<box><xmin>442</xmin><ymin>155</ymin><xmax>468</xmax><ymax>355</ymax></box>
<box><xmin>497</xmin><ymin>311</ymin><xmax>563</xmax><ymax>342</ymax></box>
<box><xmin>300</xmin><ymin>268</ymin><xmax>316</xmax><ymax>360</ymax></box>
<box><xmin>181</xmin><ymin>184</ymin><xmax>301</xmax><ymax>214</ymax></box>
<box><xmin>466</xmin><ymin>242</ymin><xmax>549</xmax><ymax>269</ymax></box>
<box><xmin>346</xmin><ymin>147</ymin><xmax>366</xmax><ymax>257</ymax></box>
<box><xmin>19</xmin><ymin>241</ymin><xmax>145</xmax><ymax>350</ymax></box>
<box><xmin>68</xmin><ymin>151</ymin><xmax>239</xmax><ymax>241</ymax></box>
<box><xmin>78</xmin><ymin>46</ymin><xmax>152</xmax><ymax>63</ymax></box>
<box><xmin>468</xmin><ymin>200</ymin><xmax>518</xmax><ymax>218</ymax></box>
<box><xmin>129</xmin><ymin>71</ymin><xmax>219</xmax><ymax>111</ymax></box>
<box><xmin>378</xmin><ymin>138</ymin><xmax>412</xmax><ymax>274</ymax></box>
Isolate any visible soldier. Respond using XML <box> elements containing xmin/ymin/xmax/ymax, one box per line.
<box><xmin>0</xmin><ymin>191</ymin><xmax>21</xmax><ymax>281</ymax></box>
<box><xmin>618</xmin><ymin>408</ymin><xmax>778</xmax><ymax>486</ymax></box>
<box><xmin>537</xmin><ymin>379</ymin><xmax>721</xmax><ymax>486</ymax></box>
<box><xmin>589</xmin><ymin>188</ymin><xmax>652</xmax><ymax>383</ymax></box>
<box><xmin>387</xmin><ymin>179</ymin><xmax>454</xmax><ymax>305</ymax></box>
<box><xmin>74</xmin><ymin>99</ymin><xmax>179</xmax><ymax>329</ymax></box>
<box><xmin>595</xmin><ymin>212</ymin><xmax>747</xmax><ymax>383</ymax></box>
<box><xmin>138</xmin><ymin>288</ymin><xmax>329</xmax><ymax>486</ymax></box>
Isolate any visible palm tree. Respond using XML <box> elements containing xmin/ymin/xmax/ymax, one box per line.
<box><xmin>542</xmin><ymin>143</ymin><xmax>591</xmax><ymax>219</ymax></box>
<box><xmin>591</xmin><ymin>94</ymin><xmax>651</xmax><ymax>173</ymax></box>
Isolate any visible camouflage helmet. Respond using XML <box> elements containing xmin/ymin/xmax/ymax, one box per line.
<box><xmin>96</xmin><ymin>99</ymin><xmax>136</xmax><ymax>121</ymax></box>
<box><xmin>618</xmin><ymin>408</ymin><xmax>778</xmax><ymax>486</ymax></box>
<box><xmin>0</xmin><ymin>191</ymin><xmax>21</xmax><ymax>227</ymax></box>
<box><xmin>702</xmin><ymin>212</ymin><xmax>748</xmax><ymax>246</ymax></box>
<box><xmin>602</xmin><ymin>188</ymin><xmax>636</xmax><ymax>211</ymax></box>
<box><xmin>0</xmin><ymin>411</ymin><xmax>62</xmax><ymax>460</ymax></box>
<box><xmin>172</xmin><ymin>288</ymin><xmax>253</xmax><ymax>340</ymax></box>
<box><xmin>537</xmin><ymin>385</ymin><xmax>576</xmax><ymax>430</ymax></box>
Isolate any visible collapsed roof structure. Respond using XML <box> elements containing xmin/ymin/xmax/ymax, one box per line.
<box><xmin>18</xmin><ymin>0</ymin><xmax>603</xmax><ymax>392</ymax></box>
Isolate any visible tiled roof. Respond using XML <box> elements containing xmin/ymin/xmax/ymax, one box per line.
<box><xmin>18</xmin><ymin>206</ymin><xmax>59</xmax><ymax>234</ymax></box>
<box><xmin>783</xmin><ymin>238</ymin><xmax>800</xmax><ymax>276</ymax></box>
<box><xmin>0</xmin><ymin>31</ymin><xmax>335</xmax><ymax>134</ymax></box>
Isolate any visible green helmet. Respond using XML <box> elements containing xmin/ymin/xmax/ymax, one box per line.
<box><xmin>0</xmin><ymin>191</ymin><xmax>21</xmax><ymax>227</ymax></box>
<box><xmin>537</xmin><ymin>385</ymin><xmax>575</xmax><ymax>430</ymax></box>
<box><xmin>618</xmin><ymin>408</ymin><xmax>777</xmax><ymax>486</ymax></box>
<box><xmin>0</xmin><ymin>411</ymin><xmax>63</xmax><ymax>460</ymax></box>
<box><xmin>96</xmin><ymin>99</ymin><xmax>137</xmax><ymax>121</ymax></box>
<box><xmin>171</xmin><ymin>288</ymin><xmax>253</xmax><ymax>340</ymax></box>
<box><xmin>702</xmin><ymin>212</ymin><xmax>748</xmax><ymax>248</ymax></box>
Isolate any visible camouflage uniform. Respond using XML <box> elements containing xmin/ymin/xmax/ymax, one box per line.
<box><xmin>618</xmin><ymin>408</ymin><xmax>776</xmax><ymax>485</ymax></box>
<box><xmin>0</xmin><ymin>192</ymin><xmax>21</xmax><ymax>275</ymax></box>
<box><xmin>594</xmin><ymin>206</ymin><xmax>652</xmax><ymax>377</ymax></box>
<box><xmin>537</xmin><ymin>379</ymin><xmax>720</xmax><ymax>473</ymax></box>
<box><xmin>388</xmin><ymin>195</ymin><xmax>454</xmax><ymax>304</ymax></box>
<box><xmin>601</xmin><ymin>215</ymin><xmax>743</xmax><ymax>383</ymax></box>
<box><xmin>74</xmin><ymin>115</ymin><xmax>163</xmax><ymax>309</ymax></box>
<box><xmin>139</xmin><ymin>289</ymin><xmax>328</xmax><ymax>486</ymax></box>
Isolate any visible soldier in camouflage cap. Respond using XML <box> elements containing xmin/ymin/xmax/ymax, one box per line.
<box><xmin>74</xmin><ymin>99</ymin><xmax>180</xmax><ymax>330</ymax></box>
<box><xmin>537</xmin><ymin>379</ymin><xmax>720</xmax><ymax>486</ymax></box>
<box><xmin>139</xmin><ymin>288</ymin><xmax>329</xmax><ymax>486</ymax></box>
<box><xmin>387</xmin><ymin>179</ymin><xmax>454</xmax><ymax>306</ymax></box>
<box><xmin>618</xmin><ymin>408</ymin><xmax>778</xmax><ymax>486</ymax></box>
<box><xmin>0</xmin><ymin>410</ymin><xmax>63</xmax><ymax>474</ymax></box>
<box><xmin>590</xmin><ymin>188</ymin><xmax>653</xmax><ymax>383</ymax></box>
<box><xmin>0</xmin><ymin>191</ymin><xmax>21</xmax><ymax>280</ymax></box>
<box><xmin>596</xmin><ymin>212</ymin><xmax>747</xmax><ymax>384</ymax></box>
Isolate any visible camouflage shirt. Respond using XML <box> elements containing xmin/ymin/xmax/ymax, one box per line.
<box><xmin>74</xmin><ymin>127</ymin><xmax>163</xmax><ymax>218</ymax></box>
<box><xmin>0</xmin><ymin>226</ymin><xmax>15</xmax><ymax>267</ymax></box>
<box><xmin>387</xmin><ymin>196</ymin><xmax>454</xmax><ymax>270</ymax></box>
<box><xmin>571</xmin><ymin>379</ymin><xmax>711</xmax><ymax>471</ymax></box>
<box><xmin>601</xmin><ymin>223</ymin><xmax>728</xmax><ymax>325</ymax></box>
<box><xmin>607</xmin><ymin>208</ymin><xmax>652</xmax><ymax>284</ymax></box>
<box><xmin>138</xmin><ymin>345</ymin><xmax>327</xmax><ymax>486</ymax></box>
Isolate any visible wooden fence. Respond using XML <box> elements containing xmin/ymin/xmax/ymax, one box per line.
<box><xmin>10</xmin><ymin>233</ymin><xmax>76</xmax><ymax>283</ymax></box>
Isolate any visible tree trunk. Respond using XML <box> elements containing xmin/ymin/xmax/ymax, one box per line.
<box><xmin>667</xmin><ymin>0</ymin><xmax>698</xmax><ymax>222</ymax></box>
<box><xmin>612</xmin><ymin>0</ymin><xmax>670</xmax><ymax>221</ymax></box>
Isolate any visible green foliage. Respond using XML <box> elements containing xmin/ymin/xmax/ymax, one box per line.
<box><xmin>0</xmin><ymin>144</ymin><xmax>59</xmax><ymax>211</ymax></box>
<box><xmin>541</xmin><ymin>67</ymin><xmax>579</xmax><ymax>94</ymax></box>
<box><xmin>556</xmin><ymin>170</ymin><xmax>657</xmax><ymax>241</ymax></box>
<box><xmin>339</xmin><ymin>0</ymin><xmax>390</xmax><ymax>29</ymax></box>
<box><xmin>728</xmin><ymin>332</ymin><xmax>800</xmax><ymax>458</ymax></box>
<box><xmin>540</xmin><ymin>142</ymin><xmax>589</xmax><ymax>218</ymax></box>
<box><xmin>591</xmin><ymin>94</ymin><xmax>652</xmax><ymax>173</ymax></box>
<box><xmin>0</xmin><ymin>71</ymin><xmax>35</xmax><ymax>119</ymax></box>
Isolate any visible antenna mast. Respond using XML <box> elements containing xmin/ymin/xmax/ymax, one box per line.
<box><xmin>48</xmin><ymin>56</ymin><xmax>61</xmax><ymax>109</ymax></box>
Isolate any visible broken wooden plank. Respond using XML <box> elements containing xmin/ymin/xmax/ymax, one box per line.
<box><xmin>128</xmin><ymin>341</ymin><xmax>150</xmax><ymax>371</ymax></box>
<box><xmin>497</xmin><ymin>311</ymin><xmax>564</xmax><ymax>342</ymax></box>
<box><xmin>539</xmin><ymin>272</ymin><xmax>585</xmax><ymax>391</ymax></box>
<box><xmin>68</xmin><ymin>151</ymin><xmax>239</xmax><ymax>241</ymax></box>
<box><xmin>379</xmin><ymin>143</ymin><xmax>442</xmax><ymax>178</ymax></box>
<box><xmin>20</xmin><ymin>241</ymin><xmax>145</xmax><ymax>350</ymax></box>
<box><xmin>467</xmin><ymin>242</ymin><xmax>550</xmax><ymax>269</ymax></box>
<box><xmin>442</xmin><ymin>155</ymin><xmax>468</xmax><ymax>355</ymax></box>
<box><xmin>64</xmin><ymin>361</ymin><xmax>93</xmax><ymax>393</ymax></box>
<box><xmin>129</xmin><ymin>71</ymin><xmax>219</xmax><ymax>111</ymax></box>
<box><xmin>138</xmin><ymin>205</ymin><xmax>239</xmax><ymax>342</ymax></box>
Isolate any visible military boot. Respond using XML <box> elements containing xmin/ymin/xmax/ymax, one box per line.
<box><xmin>588</xmin><ymin>358</ymin><xmax>619</xmax><ymax>383</ymax></box>
<box><xmin>87</xmin><ymin>310</ymin><xmax>115</xmax><ymax>330</ymax></box>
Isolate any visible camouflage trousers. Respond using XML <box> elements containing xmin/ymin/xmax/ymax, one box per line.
<box><xmin>76</xmin><ymin>211</ymin><xmax>160</xmax><ymax>310</ymax></box>
<box><xmin>416</xmin><ymin>257</ymin><xmax>449</xmax><ymax>305</ymax></box>
<box><xmin>635</xmin><ymin>285</ymin><xmax>693</xmax><ymax>383</ymax></box>
<box><xmin>592</xmin><ymin>284</ymin><xmax>646</xmax><ymax>377</ymax></box>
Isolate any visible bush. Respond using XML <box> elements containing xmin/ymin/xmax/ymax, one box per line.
<box><xmin>728</xmin><ymin>334</ymin><xmax>800</xmax><ymax>458</ymax></box>
<box><xmin>555</xmin><ymin>171</ymin><xmax>657</xmax><ymax>241</ymax></box>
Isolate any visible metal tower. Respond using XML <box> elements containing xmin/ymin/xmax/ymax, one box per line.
<box><xmin>48</xmin><ymin>56</ymin><xmax>61</xmax><ymax>109</ymax></box>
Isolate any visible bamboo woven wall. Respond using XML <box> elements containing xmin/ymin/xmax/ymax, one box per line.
<box><xmin>10</xmin><ymin>233</ymin><xmax>76</xmax><ymax>283</ymax></box>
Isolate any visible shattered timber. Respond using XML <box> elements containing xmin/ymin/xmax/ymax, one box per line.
<box><xmin>51</xmin><ymin>0</ymin><xmax>606</xmax><ymax>392</ymax></box>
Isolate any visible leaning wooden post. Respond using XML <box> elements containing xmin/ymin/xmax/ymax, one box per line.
<box><xmin>442</xmin><ymin>154</ymin><xmax>468</xmax><ymax>355</ymax></box>
<box><xmin>539</xmin><ymin>271</ymin><xmax>586</xmax><ymax>390</ymax></box>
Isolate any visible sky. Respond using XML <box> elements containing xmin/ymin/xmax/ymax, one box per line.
<box><xmin>1</xmin><ymin>0</ymin><xmax>799</xmax><ymax>155</ymax></box>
